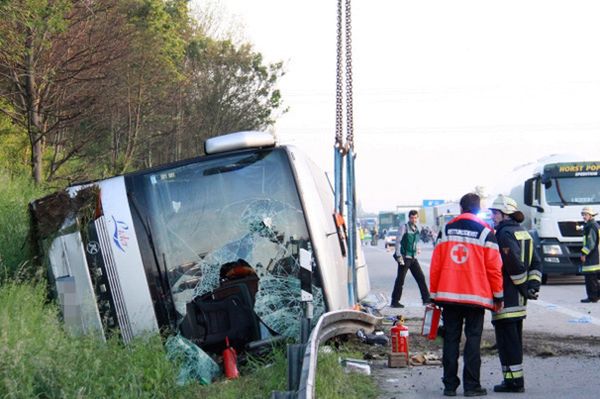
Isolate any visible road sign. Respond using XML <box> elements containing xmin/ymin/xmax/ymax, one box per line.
<box><xmin>422</xmin><ymin>199</ymin><xmax>445</xmax><ymax>207</ymax></box>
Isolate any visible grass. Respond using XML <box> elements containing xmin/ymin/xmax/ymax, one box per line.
<box><xmin>315</xmin><ymin>350</ymin><xmax>379</xmax><ymax>399</ymax></box>
<box><xmin>0</xmin><ymin>173</ymin><xmax>46</xmax><ymax>283</ymax></box>
<box><xmin>0</xmin><ymin>282</ymin><xmax>193</xmax><ymax>398</ymax></box>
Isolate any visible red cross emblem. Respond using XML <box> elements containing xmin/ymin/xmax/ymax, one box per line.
<box><xmin>451</xmin><ymin>244</ymin><xmax>469</xmax><ymax>264</ymax></box>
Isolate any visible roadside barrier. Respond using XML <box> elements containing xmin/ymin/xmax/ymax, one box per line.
<box><xmin>271</xmin><ymin>309</ymin><xmax>382</xmax><ymax>399</ymax></box>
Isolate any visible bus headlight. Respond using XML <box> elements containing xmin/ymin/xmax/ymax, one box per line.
<box><xmin>542</xmin><ymin>245</ymin><xmax>562</xmax><ymax>255</ymax></box>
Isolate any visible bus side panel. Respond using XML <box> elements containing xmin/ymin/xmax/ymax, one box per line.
<box><xmin>48</xmin><ymin>232</ymin><xmax>104</xmax><ymax>337</ymax></box>
<box><xmin>98</xmin><ymin>177</ymin><xmax>159</xmax><ymax>336</ymax></box>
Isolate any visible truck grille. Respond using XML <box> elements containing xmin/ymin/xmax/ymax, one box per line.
<box><xmin>558</xmin><ymin>221</ymin><xmax>585</xmax><ymax>237</ymax></box>
<box><xmin>565</xmin><ymin>243</ymin><xmax>583</xmax><ymax>256</ymax></box>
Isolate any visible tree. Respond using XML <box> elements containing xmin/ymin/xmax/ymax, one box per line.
<box><xmin>0</xmin><ymin>0</ymin><xmax>287</xmax><ymax>183</ymax></box>
<box><xmin>104</xmin><ymin>0</ymin><xmax>187</xmax><ymax>173</ymax></box>
<box><xmin>179</xmin><ymin>36</ymin><xmax>286</xmax><ymax>159</ymax></box>
<box><xmin>0</xmin><ymin>0</ymin><xmax>128</xmax><ymax>183</ymax></box>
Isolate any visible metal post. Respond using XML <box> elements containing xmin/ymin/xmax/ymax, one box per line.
<box><xmin>334</xmin><ymin>147</ymin><xmax>343</xmax><ymax>214</ymax></box>
<box><xmin>346</xmin><ymin>148</ymin><xmax>356</xmax><ymax>305</ymax></box>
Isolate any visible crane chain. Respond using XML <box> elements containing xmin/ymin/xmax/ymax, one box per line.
<box><xmin>335</xmin><ymin>0</ymin><xmax>344</xmax><ymax>153</ymax></box>
<box><xmin>344</xmin><ymin>0</ymin><xmax>354</xmax><ymax>151</ymax></box>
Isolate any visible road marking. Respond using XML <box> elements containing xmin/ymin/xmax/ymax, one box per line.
<box><xmin>530</xmin><ymin>299</ymin><xmax>600</xmax><ymax>326</ymax></box>
<box><xmin>365</xmin><ymin>246</ymin><xmax>393</xmax><ymax>253</ymax></box>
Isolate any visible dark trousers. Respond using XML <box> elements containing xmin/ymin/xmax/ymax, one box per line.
<box><xmin>391</xmin><ymin>257</ymin><xmax>430</xmax><ymax>304</ymax></box>
<box><xmin>494</xmin><ymin>320</ymin><xmax>524</xmax><ymax>387</ymax></box>
<box><xmin>584</xmin><ymin>272</ymin><xmax>600</xmax><ymax>300</ymax></box>
<box><xmin>442</xmin><ymin>304</ymin><xmax>485</xmax><ymax>392</ymax></box>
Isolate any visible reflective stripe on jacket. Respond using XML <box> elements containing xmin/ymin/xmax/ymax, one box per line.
<box><xmin>581</xmin><ymin>220</ymin><xmax>600</xmax><ymax>273</ymax></box>
<box><xmin>492</xmin><ymin>220</ymin><xmax>542</xmax><ymax>322</ymax></box>
<box><xmin>430</xmin><ymin>213</ymin><xmax>503</xmax><ymax>310</ymax></box>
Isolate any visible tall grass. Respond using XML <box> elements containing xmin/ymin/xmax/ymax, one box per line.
<box><xmin>0</xmin><ymin>173</ymin><xmax>45</xmax><ymax>283</ymax></box>
<box><xmin>0</xmin><ymin>282</ymin><xmax>201</xmax><ymax>398</ymax></box>
<box><xmin>315</xmin><ymin>350</ymin><xmax>379</xmax><ymax>399</ymax></box>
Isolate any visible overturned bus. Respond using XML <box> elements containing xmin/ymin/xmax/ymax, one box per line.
<box><xmin>30</xmin><ymin>131</ymin><xmax>370</xmax><ymax>353</ymax></box>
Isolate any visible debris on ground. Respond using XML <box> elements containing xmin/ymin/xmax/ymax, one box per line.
<box><xmin>409</xmin><ymin>352</ymin><xmax>442</xmax><ymax>366</ymax></box>
<box><xmin>340</xmin><ymin>357</ymin><xmax>372</xmax><ymax>375</ymax></box>
<box><xmin>356</xmin><ymin>328</ymin><xmax>390</xmax><ymax>346</ymax></box>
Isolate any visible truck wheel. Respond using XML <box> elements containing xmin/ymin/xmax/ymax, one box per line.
<box><xmin>541</xmin><ymin>273</ymin><xmax>548</xmax><ymax>285</ymax></box>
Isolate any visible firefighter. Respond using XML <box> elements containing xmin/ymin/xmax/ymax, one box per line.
<box><xmin>430</xmin><ymin>193</ymin><xmax>503</xmax><ymax>397</ymax></box>
<box><xmin>488</xmin><ymin>195</ymin><xmax>542</xmax><ymax>393</ymax></box>
<box><xmin>580</xmin><ymin>206</ymin><xmax>600</xmax><ymax>303</ymax></box>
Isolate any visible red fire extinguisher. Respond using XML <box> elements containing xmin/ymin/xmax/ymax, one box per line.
<box><xmin>390</xmin><ymin>316</ymin><xmax>409</xmax><ymax>362</ymax></box>
<box><xmin>222</xmin><ymin>336</ymin><xmax>239</xmax><ymax>379</ymax></box>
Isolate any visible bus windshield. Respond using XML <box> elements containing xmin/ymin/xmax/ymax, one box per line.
<box><xmin>129</xmin><ymin>147</ymin><xmax>325</xmax><ymax>337</ymax></box>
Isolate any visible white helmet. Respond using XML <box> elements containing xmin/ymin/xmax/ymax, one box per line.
<box><xmin>488</xmin><ymin>195</ymin><xmax>524</xmax><ymax>223</ymax></box>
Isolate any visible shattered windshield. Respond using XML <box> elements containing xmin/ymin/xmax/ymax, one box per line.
<box><xmin>545</xmin><ymin>176</ymin><xmax>600</xmax><ymax>205</ymax></box>
<box><xmin>133</xmin><ymin>148</ymin><xmax>324</xmax><ymax>337</ymax></box>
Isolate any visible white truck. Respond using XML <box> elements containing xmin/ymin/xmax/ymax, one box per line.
<box><xmin>494</xmin><ymin>154</ymin><xmax>600</xmax><ymax>283</ymax></box>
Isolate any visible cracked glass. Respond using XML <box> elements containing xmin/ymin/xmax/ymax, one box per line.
<box><xmin>135</xmin><ymin>148</ymin><xmax>325</xmax><ymax>338</ymax></box>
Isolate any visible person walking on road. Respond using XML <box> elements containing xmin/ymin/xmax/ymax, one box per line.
<box><xmin>488</xmin><ymin>195</ymin><xmax>542</xmax><ymax>393</ymax></box>
<box><xmin>390</xmin><ymin>209</ymin><xmax>431</xmax><ymax>308</ymax></box>
<box><xmin>429</xmin><ymin>193</ymin><xmax>504</xmax><ymax>397</ymax></box>
<box><xmin>580</xmin><ymin>206</ymin><xmax>600</xmax><ymax>303</ymax></box>
<box><xmin>371</xmin><ymin>226</ymin><xmax>378</xmax><ymax>246</ymax></box>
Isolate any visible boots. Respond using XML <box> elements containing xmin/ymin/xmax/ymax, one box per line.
<box><xmin>493</xmin><ymin>381</ymin><xmax>524</xmax><ymax>393</ymax></box>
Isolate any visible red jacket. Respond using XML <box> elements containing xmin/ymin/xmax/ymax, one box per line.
<box><xmin>430</xmin><ymin>213</ymin><xmax>503</xmax><ymax>310</ymax></box>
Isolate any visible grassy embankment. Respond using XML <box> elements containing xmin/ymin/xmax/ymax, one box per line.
<box><xmin>0</xmin><ymin>172</ymin><xmax>378</xmax><ymax>398</ymax></box>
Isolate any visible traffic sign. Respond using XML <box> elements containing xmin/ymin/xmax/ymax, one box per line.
<box><xmin>422</xmin><ymin>199</ymin><xmax>445</xmax><ymax>207</ymax></box>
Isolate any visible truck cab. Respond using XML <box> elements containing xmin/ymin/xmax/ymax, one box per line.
<box><xmin>523</xmin><ymin>158</ymin><xmax>600</xmax><ymax>281</ymax></box>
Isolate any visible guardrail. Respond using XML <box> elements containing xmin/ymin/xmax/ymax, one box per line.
<box><xmin>271</xmin><ymin>309</ymin><xmax>382</xmax><ymax>399</ymax></box>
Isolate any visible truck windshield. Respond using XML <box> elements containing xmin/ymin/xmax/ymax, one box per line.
<box><xmin>545</xmin><ymin>176</ymin><xmax>600</xmax><ymax>205</ymax></box>
<box><xmin>130</xmin><ymin>147</ymin><xmax>324</xmax><ymax>337</ymax></box>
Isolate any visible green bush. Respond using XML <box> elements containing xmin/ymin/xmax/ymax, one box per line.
<box><xmin>0</xmin><ymin>102</ymin><xmax>29</xmax><ymax>178</ymax></box>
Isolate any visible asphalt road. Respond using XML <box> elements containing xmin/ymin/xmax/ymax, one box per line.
<box><xmin>365</xmin><ymin>241</ymin><xmax>600</xmax><ymax>335</ymax></box>
<box><xmin>362</xmin><ymin>241</ymin><xmax>600</xmax><ymax>398</ymax></box>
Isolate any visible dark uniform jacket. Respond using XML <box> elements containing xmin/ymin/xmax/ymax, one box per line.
<box><xmin>492</xmin><ymin>219</ymin><xmax>542</xmax><ymax>322</ymax></box>
<box><xmin>581</xmin><ymin>219</ymin><xmax>600</xmax><ymax>273</ymax></box>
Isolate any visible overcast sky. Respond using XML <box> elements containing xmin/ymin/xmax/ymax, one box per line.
<box><xmin>192</xmin><ymin>0</ymin><xmax>600</xmax><ymax>213</ymax></box>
